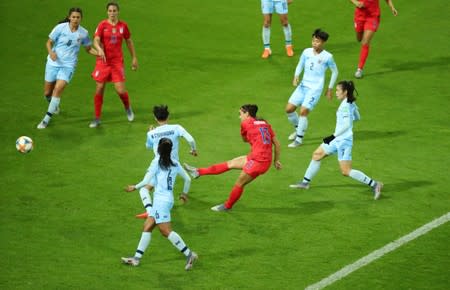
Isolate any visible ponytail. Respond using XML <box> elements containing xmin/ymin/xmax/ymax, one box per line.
<box><xmin>337</xmin><ymin>80</ymin><xmax>358</xmax><ymax>103</ymax></box>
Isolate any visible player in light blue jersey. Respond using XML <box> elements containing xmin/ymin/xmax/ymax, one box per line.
<box><xmin>286</xmin><ymin>29</ymin><xmax>338</xmax><ymax>148</ymax></box>
<box><xmin>261</xmin><ymin>0</ymin><xmax>294</xmax><ymax>58</ymax></box>
<box><xmin>290</xmin><ymin>80</ymin><xmax>383</xmax><ymax>199</ymax></box>
<box><xmin>121</xmin><ymin>138</ymin><xmax>198</xmax><ymax>270</ymax></box>
<box><xmin>126</xmin><ymin>105</ymin><xmax>197</xmax><ymax>218</ymax></box>
<box><xmin>37</xmin><ymin>7</ymin><xmax>98</xmax><ymax>129</ymax></box>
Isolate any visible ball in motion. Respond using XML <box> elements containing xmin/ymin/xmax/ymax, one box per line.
<box><xmin>16</xmin><ymin>136</ymin><xmax>33</xmax><ymax>153</ymax></box>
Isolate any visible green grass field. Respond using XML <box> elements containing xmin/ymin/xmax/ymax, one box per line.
<box><xmin>1</xmin><ymin>0</ymin><xmax>449</xmax><ymax>289</ymax></box>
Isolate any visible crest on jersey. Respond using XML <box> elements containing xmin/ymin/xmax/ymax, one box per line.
<box><xmin>119</xmin><ymin>27</ymin><xmax>124</xmax><ymax>34</ymax></box>
<box><xmin>318</xmin><ymin>59</ymin><xmax>323</xmax><ymax>64</ymax></box>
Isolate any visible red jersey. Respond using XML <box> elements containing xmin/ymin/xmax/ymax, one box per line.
<box><xmin>94</xmin><ymin>20</ymin><xmax>130</xmax><ymax>64</ymax></box>
<box><xmin>355</xmin><ymin>0</ymin><xmax>381</xmax><ymax>18</ymax></box>
<box><xmin>240</xmin><ymin>117</ymin><xmax>275</xmax><ymax>162</ymax></box>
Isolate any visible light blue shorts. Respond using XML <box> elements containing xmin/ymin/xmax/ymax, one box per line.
<box><xmin>45</xmin><ymin>63</ymin><xmax>75</xmax><ymax>83</ymax></box>
<box><xmin>150</xmin><ymin>199</ymin><xmax>173</xmax><ymax>224</ymax></box>
<box><xmin>321</xmin><ymin>138</ymin><xmax>353</xmax><ymax>161</ymax></box>
<box><xmin>288</xmin><ymin>84</ymin><xmax>322</xmax><ymax>111</ymax></box>
<box><xmin>261</xmin><ymin>0</ymin><xmax>288</xmax><ymax>14</ymax></box>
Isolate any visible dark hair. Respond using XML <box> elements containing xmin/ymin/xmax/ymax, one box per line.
<box><xmin>337</xmin><ymin>80</ymin><xmax>357</xmax><ymax>103</ymax></box>
<box><xmin>59</xmin><ymin>7</ymin><xmax>83</xmax><ymax>24</ymax></box>
<box><xmin>158</xmin><ymin>138</ymin><xmax>175</xmax><ymax>170</ymax></box>
<box><xmin>106</xmin><ymin>2</ymin><xmax>120</xmax><ymax>10</ymax></box>
<box><xmin>153</xmin><ymin>105</ymin><xmax>169</xmax><ymax>121</ymax></box>
<box><xmin>240</xmin><ymin>104</ymin><xmax>258</xmax><ymax>118</ymax></box>
<box><xmin>312</xmin><ymin>28</ymin><xmax>329</xmax><ymax>42</ymax></box>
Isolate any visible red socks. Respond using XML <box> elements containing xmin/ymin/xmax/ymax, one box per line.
<box><xmin>358</xmin><ymin>44</ymin><xmax>370</xmax><ymax>70</ymax></box>
<box><xmin>224</xmin><ymin>185</ymin><xmax>243</xmax><ymax>209</ymax></box>
<box><xmin>119</xmin><ymin>92</ymin><xmax>130</xmax><ymax>109</ymax></box>
<box><xmin>94</xmin><ymin>93</ymin><xmax>103</xmax><ymax>119</ymax></box>
<box><xmin>198</xmin><ymin>162</ymin><xmax>229</xmax><ymax>176</ymax></box>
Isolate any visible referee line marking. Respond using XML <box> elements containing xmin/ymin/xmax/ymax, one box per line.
<box><xmin>305</xmin><ymin>212</ymin><xmax>450</xmax><ymax>290</ymax></box>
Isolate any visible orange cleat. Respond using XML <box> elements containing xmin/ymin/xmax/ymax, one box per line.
<box><xmin>261</xmin><ymin>48</ymin><xmax>272</xmax><ymax>59</ymax></box>
<box><xmin>286</xmin><ymin>45</ymin><xmax>294</xmax><ymax>57</ymax></box>
<box><xmin>135</xmin><ymin>212</ymin><xmax>148</xmax><ymax>219</ymax></box>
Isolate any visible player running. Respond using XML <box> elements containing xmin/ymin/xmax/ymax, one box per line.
<box><xmin>290</xmin><ymin>80</ymin><xmax>383</xmax><ymax>199</ymax></box>
<box><xmin>37</xmin><ymin>7</ymin><xmax>97</xmax><ymax>129</ymax></box>
<box><xmin>125</xmin><ymin>105</ymin><xmax>197</xmax><ymax>219</ymax></box>
<box><xmin>286</xmin><ymin>28</ymin><xmax>338</xmax><ymax>148</ymax></box>
<box><xmin>121</xmin><ymin>138</ymin><xmax>198</xmax><ymax>270</ymax></box>
<box><xmin>89</xmin><ymin>2</ymin><xmax>138</xmax><ymax>128</ymax></box>
<box><xmin>184</xmin><ymin>104</ymin><xmax>281</xmax><ymax>211</ymax></box>
<box><xmin>350</xmin><ymin>0</ymin><xmax>398</xmax><ymax>78</ymax></box>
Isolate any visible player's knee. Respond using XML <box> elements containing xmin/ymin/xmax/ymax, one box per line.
<box><xmin>341</xmin><ymin>168</ymin><xmax>351</xmax><ymax>176</ymax></box>
<box><xmin>263</xmin><ymin>22</ymin><xmax>271</xmax><ymax>28</ymax></box>
<box><xmin>299</xmin><ymin>108</ymin><xmax>309</xmax><ymax>116</ymax></box>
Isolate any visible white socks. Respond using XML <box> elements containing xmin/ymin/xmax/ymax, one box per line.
<box><xmin>168</xmin><ymin>231</ymin><xmax>191</xmax><ymax>257</ymax></box>
<box><xmin>262</xmin><ymin>26</ymin><xmax>271</xmax><ymax>48</ymax></box>
<box><xmin>303</xmin><ymin>160</ymin><xmax>321</xmax><ymax>183</ymax></box>
<box><xmin>287</xmin><ymin>111</ymin><xmax>299</xmax><ymax>127</ymax></box>
<box><xmin>296</xmin><ymin>116</ymin><xmax>308</xmax><ymax>142</ymax></box>
<box><xmin>135</xmin><ymin>232</ymin><xmax>151</xmax><ymax>258</ymax></box>
<box><xmin>349</xmin><ymin>169</ymin><xmax>374</xmax><ymax>187</ymax></box>
<box><xmin>283</xmin><ymin>24</ymin><xmax>292</xmax><ymax>45</ymax></box>
<box><xmin>43</xmin><ymin>97</ymin><xmax>61</xmax><ymax>123</ymax></box>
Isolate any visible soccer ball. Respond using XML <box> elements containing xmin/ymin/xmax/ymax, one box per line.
<box><xmin>16</xmin><ymin>136</ymin><xmax>33</xmax><ymax>153</ymax></box>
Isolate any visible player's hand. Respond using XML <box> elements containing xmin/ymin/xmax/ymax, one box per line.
<box><xmin>323</xmin><ymin>135</ymin><xmax>335</xmax><ymax>145</ymax></box>
<box><xmin>97</xmin><ymin>49</ymin><xmax>106</xmax><ymax>63</ymax></box>
<box><xmin>391</xmin><ymin>7</ymin><xmax>398</xmax><ymax>16</ymax></box>
<box><xmin>287</xmin><ymin>0</ymin><xmax>293</xmax><ymax>4</ymax></box>
<box><xmin>49</xmin><ymin>51</ymin><xmax>57</xmax><ymax>61</ymax></box>
<box><xmin>274</xmin><ymin>160</ymin><xmax>282</xmax><ymax>170</ymax></box>
<box><xmin>148</xmin><ymin>125</ymin><xmax>155</xmax><ymax>131</ymax></box>
<box><xmin>125</xmin><ymin>185</ymin><xmax>136</xmax><ymax>192</ymax></box>
<box><xmin>179</xmin><ymin>193</ymin><xmax>188</xmax><ymax>204</ymax></box>
<box><xmin>190</xmin><ymin>149</ymin><xmax>198</xmax><ymax>156</ymax></box>
<box><xmin>292</xmin><ymin>76</ymin><xmax>300</xmax><ymax>86</ymax></box>
<box><xmin>131</xmin><ymin>58</ymin><xmax>138</xmax><ymax>71</ymax></box>
<box><xmin>326</xmin><ymin>88</ymin><xmax>333</xmax><ymax>100</ymax></box>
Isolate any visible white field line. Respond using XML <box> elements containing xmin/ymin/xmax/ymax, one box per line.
<box><xmin>305</xmin><ymin>212</ymin><xmax>450</xmax><ymax>290</ymax></box>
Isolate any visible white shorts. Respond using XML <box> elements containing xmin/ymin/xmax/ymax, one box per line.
<box><xmin>321</xmin><ymin>138</ymin><xmax>353</xmax><ymax>161</ymax></box>
<box><xmin>288</xmin><ymin>84</ymin><xmax>322</xmax><ymax>111</ymax></box>
<box><xmin>150</xmin><ymin>199</ymin><xmax>173</xmax><ymax>224</ymax></box>
<box><xmin>45</xmin><ymin>63</ymin><xmax>75</xmax><ymax>83</ymax></box>
<box><xmin>261</xmin><ymin>0</ymin><xmax>288</xmax><ymax>15</ymax></box>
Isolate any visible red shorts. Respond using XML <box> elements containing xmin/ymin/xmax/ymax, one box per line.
<box><xmin>354</xmin><ymin>15</ymin><xmax>380</xmax><ymax>32</ymax></box>
<box><xmin>92</xmin><ymin>61</ymin><xmax>125</xmax><ymax>83</ymax></box>
<box><xmin>243</xmin><ymin>158</ymin><xmax>271</xmax><ymax>178</ymax></box>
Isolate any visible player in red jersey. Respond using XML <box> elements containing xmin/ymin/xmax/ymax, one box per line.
<box><xmin>89</xmin><ymin>2</ymin><xmax>138</xmax><ymax>128</ymax></box>
<box><xmin>350</xmin><ymin>0</ymin><xmax>397</xmax><ymax>78</ymax></box>
<box><xmin>184</xmin><ymin>104</ymin><xmax>282</xmax><ymax>211</ymax></box>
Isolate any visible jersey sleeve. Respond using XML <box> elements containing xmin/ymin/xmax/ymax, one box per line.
<box><xmin>177</xmin><ymin>163</ymin><xmax>191</xmax><ymax>194</ymax></box>
<box><xmin>123</xmin><ymin>22</ymin><xmax>131</xmax><ymax>39</ymax></box>
<box><xmin>135</xmin><ymin>158</ymin><xmax>158</xmax><ymax>189</ymax></box>
<box><xmin>240</xmin><ymin>122</ymin><xmax>248</xmax><ymax>140</ymax></box>
<box><xmin>145</xmin><ymin>131</ymin><xmax>154</xmax><ymax>149</ymax></box>
<box><xmin>327</xmin><ymin>55</ymin><xmax>338</xmax><ymax>89</ymax></box>
<box><xmin>94</xmin><ymin>22</ymin><xmax>103</xmax><ymax>38</ymax></box>
<box><xmin>176</xmin><ymin>125</ymin><xmax>196</xmax><ymax>151</ymax></box>
<box><xmin>81</xmin><ymin>30</ymin><xmax>92</xmax><ymax>47</ymax></box>
<box><xmin>294</xmin><ymin>49</ymin><xmax>307</xmax><ymax>77</ymax></box>
<box><xmin>48</xmin><ymin>24</ymin><xmax>62</xmax><ymax>42</ymax></box>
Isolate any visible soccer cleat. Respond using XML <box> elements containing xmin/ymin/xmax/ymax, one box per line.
<box><xmin>135</xmin><ymin>212</ymin><xmax>149</xmax><ymax>219</ymax></box>
<box><xmin>355</xmin><ymin>68</ymin><xmax>364</xmax><ymax>79</ymax></box>
<box><xmin>37</xmin><ymin>121</ymin><xmax>48</xmax><ymax>129</ymax></box>
<box><xmin>126</xmin><ymin>108</ymin><xmax>135</xmax><ymax>122</ymax></box>
<box><xmin>183</xmin><ymin>163</ymin><xmax>199</xmax><ymax>179</ymax></box>
<box><xmin>261</xmin><ymin>48</ymin><xmax>272</xmax><ymax>59</ymax></box>
<box><xmin>185</xmin><ymin>252</ymin><xmax>198</xmax><ymax>271</ymax></box>
<box><xmin>289</xmin><ymin>182</ymin><xmax>310</xmax><ymax>189</ymax></box>
<box><xmin>89</xmin><ymin>119</ymin><xmax>101</xmax><ymax>128</ymax></box>
<box><xmin>288</xmin><ymin>140</ymin><xmax>302</xmax><ymax>148</ymax></box>
<box><xmin>373</xmin><ymin>181</ymin><xmax>383</xmax><ymax>200</ymax></box>
<box><xmin>286</xmin><ymin>45</ymin><xmax>294</xmax><ymax>57</ymax></box>
<box><xmin>121</xmin><ymin>256</ymin><xmax>140</xmax><ymax>266</ymax></box>
<box><xmin>288</xmin><ymin>131</ymin><xmax>297</xmax><ymax>141</ymax></box>
<box><xmin>211</xmin><ymin>204</ymin><xmax>229</xmax><ymax>212</ymax></box>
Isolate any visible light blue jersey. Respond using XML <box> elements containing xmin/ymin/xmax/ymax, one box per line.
<box><xmin>47</xmin><ymin>22</ymin><xmax>91</xmax><ymax>68</ymax></box>
<box><xmin>294</xmin><ymin>48</ymin><xmax>338</xmax><ymax>91</ymax></box>
<box><xmin>322</xmin><ymin>99</ymin><xmax>360</xmax><ymax>161</ymax></box>
<box><xmin>146</xmin><ymin>159</ymin><xmax>191</xmax><ymax>204</ymax></box>
<box><xmin>146</xmin><ymin>124</ymin><xmax>196</xmax><ymax>161</ymax></box>
<box><xmin>334</xmin><ymin>99</ymin><xmax>360</xmax><ymax>141</ymax></box>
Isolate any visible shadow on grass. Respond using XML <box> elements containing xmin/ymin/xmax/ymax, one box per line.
<box><xmin>237</xmin><ymin>200</ymin><xmax>335</xmax><ymax>215</ymax></box>
<box><xmin>364</xmin><ymin>56</ymin><xmax>450</xmax><ymax>77</ymax></box>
